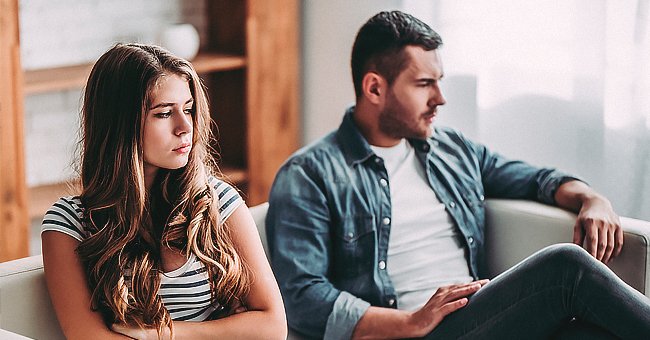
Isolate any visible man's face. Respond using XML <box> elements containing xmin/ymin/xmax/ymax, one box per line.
<box><xmin>378</xmin><ymin>46</ymin><xmax>446</xmax><ymax>140</ymax></box>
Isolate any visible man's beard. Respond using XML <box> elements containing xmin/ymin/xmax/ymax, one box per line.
<box><xmin>378</xmin><ymin>94</ymin><xmax>432</xmax><ymax>140</ymax></box>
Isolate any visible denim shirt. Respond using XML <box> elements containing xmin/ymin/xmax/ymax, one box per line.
<box><xmin>266</xmin><ymin>107</ymin><xmax>578</xmax><ymax>339</ymax></box>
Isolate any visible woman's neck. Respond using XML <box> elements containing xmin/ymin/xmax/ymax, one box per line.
<box><xmin>144</xmin><ymin>165</ymin><xmax>159</xmax><ymax>191</ymax></box>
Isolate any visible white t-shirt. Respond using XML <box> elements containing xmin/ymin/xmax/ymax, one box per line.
<box><xmin>41</xmin><ymin>176</ymin><xmax>244</xmax><ymax>321</ymax></box>
<box><xmin>371</xmin><ymin>140</ymin><xmax>473</xmax><ymax>311</ymax></box>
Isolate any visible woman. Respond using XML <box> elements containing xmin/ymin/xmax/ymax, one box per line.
<box><xmin>41</xmin><ymin>43</ymin><xmax>287</xmax><ymax>339</ymax></box>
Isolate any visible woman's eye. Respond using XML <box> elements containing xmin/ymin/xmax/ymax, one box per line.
<box><xmin>154</xmin><ymin>111</ymin><xmax>172</xmax><ymax>118</ymax></box>
<box><xmin>184</xmin><ymin>108</ymin><xmax>194</xmax><ymax>115</ymax></box>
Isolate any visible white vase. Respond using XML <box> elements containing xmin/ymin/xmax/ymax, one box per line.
<box><xmin>159</xmin><ymin>23</ymin><xmax>200</xmax><ymax>60</ymax></box>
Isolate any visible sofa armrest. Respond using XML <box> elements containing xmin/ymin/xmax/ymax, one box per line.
<box><xmin>484</xmin><ymin>199</ymin><xmax>650</xmax><ymax>297</ymax></box>
<box><xmin>0</xmin><ymin>328</ymin><xmax>32</xmax><ymax>340</ymax></box>
<box><xmin>0</xmin><ymin>255</ymin><xmax>65</xmax><ymax>340</ymax></box>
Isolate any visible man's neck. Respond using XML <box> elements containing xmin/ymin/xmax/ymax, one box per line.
<box><xmin>352</xmin><ymin>101</ymin><xmax>401</xmax><ymax>147</ymax></box>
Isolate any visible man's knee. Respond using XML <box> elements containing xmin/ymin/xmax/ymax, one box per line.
<box><xmin>537</xmin><ymin>243</ymin><xmax>594</xmax><ymax>269</ymax></box>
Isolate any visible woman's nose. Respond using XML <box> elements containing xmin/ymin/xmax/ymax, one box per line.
<box><xmin>174</xmin><ymin>111</ymin><xmax>193</xmax><ymax>136</ymax></box>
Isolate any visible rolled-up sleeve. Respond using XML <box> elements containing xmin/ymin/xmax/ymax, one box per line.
<box><xmin>324</xmin><ymin>291</ymin><xmax>371</xmax><ymax>340</ymax></box>
<box><xmin>464</xmin><ymin>135</ymin><xmax>583</xmax><ymax>204</ymax></box>
<box><xmin>266</xmin><ymin>159</ymin><xmax>369</xmax><ymax>338</ymax></box>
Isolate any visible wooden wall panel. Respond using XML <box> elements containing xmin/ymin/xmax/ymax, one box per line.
<box><xmin>0</xmin><ymin>0</ymin><xmax>29</xmax><ymax>261</ymax></box>
<box><xmin>207</xmin><ymin>0</ymin><xmax>246</xmax><ymax>55</ymax></box>
<box><xmin>246</xmin><ymin>0</ymin><xmax>300</xmax><ymax>205</ymax></box>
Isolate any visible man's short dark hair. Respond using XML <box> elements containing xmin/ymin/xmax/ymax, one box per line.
<box><xmin>351</xmin><ymin>10</ymin><xmax>443</xmax><ymax>97</ymax></box>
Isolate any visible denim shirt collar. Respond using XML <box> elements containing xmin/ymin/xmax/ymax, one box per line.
<box><xmin>335</xmin><ymin>106</ymin><xmax>436</xmax><ymax>165</ymax></box>
<box><xmin>335</xmin><ymin>106</ymin><xmax>375</xmax><ymax>167</ymax></box>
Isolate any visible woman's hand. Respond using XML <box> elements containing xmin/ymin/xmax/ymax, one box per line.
<box><xmin>229</xmin><ymin>299</ymin><xmax>248</xmax><ymax>315</ymax></box>
<box><xmin>211</xmin><ymin>299</ymin><xmax>249</xmax><ymax>319</ymax></box>
<box><xmin>111</xmin><ymin>323</ymin><xmax>167</xmax><ymax>340</ymax></box>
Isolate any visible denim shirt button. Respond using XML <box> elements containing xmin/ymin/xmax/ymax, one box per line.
<box><xmin>382</xmin><ymin>217</ymin><xmax>391</xmax><ymax>225</ymax></box>
<box><xmin>378</xmin><ymin>260</ymin><xmax>386</xmax><ymax>270</ymax></box>
<box><xmin>449</xmin><ymin>201</ymin><xmax>456</xmax><ymax>209</ymax></box>
<box><xmin>388</xmin><ymin>298</ymin><xmax>396</xmax><ymax>306</ymax></box>
<box><xmin>379</xmin><ymin>178</ymin><xmax>388</xmax><ymax>187</ymax></box>
<box><xmin>479</xmin><ymin>194</ymin><xmax>485</xmax><ymax>201</ymax></box>
<box><xmin>347</xmin><ymin>232</ymin><xmax>354</xmax><ymax>239</ymax></box>
<box><xmin>374</xmin><ymin>157</ymin><xmax>382</xmax><ymax>164</ymax></box>
<box><xmin>468</xmin><ymin>236</ymin><xmax>474</xmax><ymax>245</ymax></box>
<box><xmin>421</xmin><ymin>144</ymin><xmax>430</xmax><ymax>152</ymax></box>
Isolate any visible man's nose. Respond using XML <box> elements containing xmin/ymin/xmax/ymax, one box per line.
<box><xmin>430</xmin><ymin>87</ymin><xmax>446</xmax><ymax>107</ymax></box>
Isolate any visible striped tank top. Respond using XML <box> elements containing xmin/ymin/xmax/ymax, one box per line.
<box><xmin>41</xmin><ymin>176</ymin><xmax>244</xmax><ymax>321</ymax></box>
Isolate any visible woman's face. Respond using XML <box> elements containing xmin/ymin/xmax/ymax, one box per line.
<box><xmin>142</xmin><ymin>73</ymin><xmax>194</xmax><ymax>180</ymax></box>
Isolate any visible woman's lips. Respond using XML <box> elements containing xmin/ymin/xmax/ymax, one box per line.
<box><xmin>173</xmin><ymin>143</ymin><xmax>192</xmax><ymax>153</ymax></box>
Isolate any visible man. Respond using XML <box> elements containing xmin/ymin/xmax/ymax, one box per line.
<box><xmin>267</xmin><ymin>10</ymin><xmax>650</xmax><ymax>339</ymax></box>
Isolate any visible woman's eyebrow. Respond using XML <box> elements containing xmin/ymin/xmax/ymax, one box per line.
<box><xmin>149</xmin><ymin>98</ymin><xmax>194</xmax><ymax>110</ymax></box>
<box><xmin>149</xmin><ymin>102</ymin><xmax>174</xmax><ymax>110</ymax></box>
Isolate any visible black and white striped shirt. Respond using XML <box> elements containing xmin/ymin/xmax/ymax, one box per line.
<box><xmin>41</xmin><ymin>176</ymin><xmax>244</xmax><ymax>321</ymax></box>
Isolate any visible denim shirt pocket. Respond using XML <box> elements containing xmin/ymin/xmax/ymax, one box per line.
<box><xmin>332</xmin><ymin>215</ymin><xmax>376</xmax><ymax>278</ymax></box>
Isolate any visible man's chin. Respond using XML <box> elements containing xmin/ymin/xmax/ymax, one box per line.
<box><xmin>406</xmin><ymin>130</ymin><xmax>432</xmax><ymax>140</ymax></box>
<box><xmin>421</xmin><ymin>126</ymin><xmax>434</xmax><ymax>139</ymax></box>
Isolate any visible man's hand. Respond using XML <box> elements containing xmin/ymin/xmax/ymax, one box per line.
<box><xmin>573</xmin><ymin>194</ymin><xmax>623</xmax><ymax>263</ymax></box>
<box><xmin>406</xmin><ymin>279</ymin><xmax>489</xmax><ymax>337</ymax></box>
<box><xmin>351</xmin><ymin>279</ymin><xmax>489</xmax><ymax>339</ymax></box>
<box><xmin>555</xmin><ymin>180</ymin><xmax>623</xmax><ymax>264</ymax></box>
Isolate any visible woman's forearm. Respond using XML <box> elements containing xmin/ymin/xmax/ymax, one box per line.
<box><xmin>170</xmin><ymin>309</ymin><xmax>287</xmax><ymax>340</ymax></box>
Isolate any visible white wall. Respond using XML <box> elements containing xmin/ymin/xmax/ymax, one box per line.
<box><xmin>300</xmin><ymin>1</ymin><xmax>650</xmax><ymax>220</ymax></box>
<box><xmin>405</xmin><ymin>0</ymin><xmax>650</xmax><ymax>220</ymax></box>
<box><xmin>300</xmin><ymin>0</ymin><xmax>402</xmax><ymax>144</ymax></box>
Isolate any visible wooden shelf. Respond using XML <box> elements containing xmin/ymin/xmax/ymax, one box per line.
<box><xmin>28</xmin><ymin>182</ymin><xmax>79</xmax><ymax>220</ymax></box>
<box><xmin>220</xmin><ymin>166</ymin><xmax>248</xmax><ymax>185</ymax></box>
<box><xmin>28</xmin><ymin>166</ymin><xmax>248</xmax><ymax>220</ymax></box>
<box><xmin>2</xmin><ymin>0</ymin><xmax>298</xmax><ymax>261</ymax></box>
<box><xmin>191</xmin><ymin>52</ymin><xmax>246</xmax><ymax>74</ymax></box>
<box><xmin>23</xmin><ymin>52</ymin><xmax>246</xmax><ymax>95</ymax></box>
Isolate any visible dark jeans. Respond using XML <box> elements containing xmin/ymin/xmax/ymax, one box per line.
<box><xmin>425</xmin><ymin>244</ymin><xmax>650</xmax><ymax>339</ymax></box>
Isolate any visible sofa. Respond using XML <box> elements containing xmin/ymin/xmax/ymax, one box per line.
<box><xmin>1</xmin><ymin>199</ymin><xmax>649</xmax><ymax>339</ymax></box>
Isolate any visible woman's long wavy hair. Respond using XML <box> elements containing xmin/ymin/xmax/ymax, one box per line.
<box><xmin>75</xmin><ymin>43</ymin><xmax>250</xmax><ymax>335</ymax></box>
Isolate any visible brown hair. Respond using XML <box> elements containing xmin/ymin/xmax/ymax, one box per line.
<box><xmin>76</xmin><ymin>43</ymin><xmax>250</xmax><ymax>336</ymax></box>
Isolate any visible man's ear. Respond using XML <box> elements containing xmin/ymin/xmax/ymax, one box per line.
<box><xmin>361</xmin><ymin>72</ymin><xmax>385</xmax><ymax>105</ymax></box>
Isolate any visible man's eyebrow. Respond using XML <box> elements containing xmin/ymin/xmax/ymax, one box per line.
<box><xmin>415</xmin><ymin>77</ymin><xmax>436</xmax><ymax>83</ymax></box>
<box><xmin>149</xmin><ymin>98</ymin><xmax>194</xmax><ymax>110</ymax></box>
<box><xmin>417</xmin><ymin>73</ymin><xmax>444</xmax><ymax>82</ymax></box>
